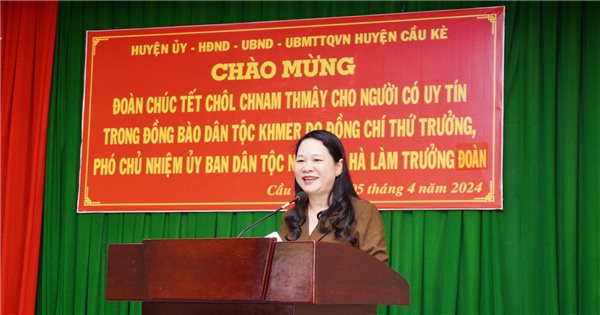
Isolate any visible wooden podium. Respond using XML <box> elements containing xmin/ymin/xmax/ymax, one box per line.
<box><xmin>107</xmin><ymin>238</ymin><xmax>409</xmax><ymax>315</ymax></box>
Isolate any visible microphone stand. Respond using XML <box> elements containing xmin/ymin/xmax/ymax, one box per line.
<box><xmin>237</xmin><ymin>192</ymin><xmax>306</xmax><ymax>238</ymax></box>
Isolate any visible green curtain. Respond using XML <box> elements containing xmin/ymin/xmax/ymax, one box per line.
<box><xmin>39</xmin><ymin>2</ymin><xmax>599</xmax><ymax>314</ymax></box>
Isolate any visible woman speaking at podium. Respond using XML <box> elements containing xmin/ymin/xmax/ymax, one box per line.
<box><xmin>280</xmin><ymin>130</ymin><xmax>389</xmax><ymax>263</ymax></box>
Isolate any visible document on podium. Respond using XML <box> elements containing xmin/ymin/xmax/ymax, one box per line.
<box><xmin>265</xmin><ymin>231</ymin><xmax>282</xmax><ymax>242</ymax></box>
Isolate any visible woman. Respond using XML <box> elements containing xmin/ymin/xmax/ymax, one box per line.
<box><xmin>280</xmin><ymin>130</ymin><xmax>389</xmax><ymax>263</ymax></box>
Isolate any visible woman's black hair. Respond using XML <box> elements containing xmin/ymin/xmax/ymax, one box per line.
<box><xmin>284</xmin><ymin>129</ymin><xmax>359</xmax><ymax>246</ymax></box>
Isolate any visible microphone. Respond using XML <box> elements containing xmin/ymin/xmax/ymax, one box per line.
<box><xmin>237</xmin><ymin>192</ymin><xmax>307</xmax><ymax>238</ymax></box>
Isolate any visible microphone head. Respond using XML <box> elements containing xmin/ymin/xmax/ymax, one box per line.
<box><xmin>295</xmin><ymin>191</ymin><xmax>308</xmax><ymax>202</ymax></box>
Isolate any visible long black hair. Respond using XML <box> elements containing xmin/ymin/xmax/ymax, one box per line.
<box><xmin>284</xmin><ymin>130</ymin><xmax>359</xmax><ymax>245</ymax></box>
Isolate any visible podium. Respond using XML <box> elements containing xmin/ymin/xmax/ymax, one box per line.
<box><xmin>107</xmin><ymin>238</ymin><xmax>409</xmax><ymax>315</ymax></box>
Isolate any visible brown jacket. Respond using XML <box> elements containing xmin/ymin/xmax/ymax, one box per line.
<box><xmin>279</xmin><ymin>198</ymin><xmax>389</xmax><ymax>263</ymax></box>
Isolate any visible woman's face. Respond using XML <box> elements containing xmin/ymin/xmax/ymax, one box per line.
<box><xmin>294</xmin><ymin>138</ymin><xmax>343</xmax><ymax>201</ymax></box>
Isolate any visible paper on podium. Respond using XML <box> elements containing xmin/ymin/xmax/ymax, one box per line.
<box><xmin>265</xmin><ymin>231</ymin><xmax>282</xmax><ymax>242</ymax></box>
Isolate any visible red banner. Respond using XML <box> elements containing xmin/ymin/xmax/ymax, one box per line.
<box><xmin>78</xmin><ymin>7</ymin><xmax>504</xmax><ymax>212</ymax></box>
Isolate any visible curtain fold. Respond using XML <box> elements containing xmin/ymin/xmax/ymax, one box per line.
<box><xmin>1</xmin><ymin>2</ymin><xmax>58</xmax><ymax>315</ymax></box>
<box><xmin>36</xmin><ymin>1</ymin><xmax>599</xmax><ymax>315</ymax></box>
<box><xmin>578</xmin><ymin>4</ymin><xmax>600</xmax><ymax>313</ymax></box>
